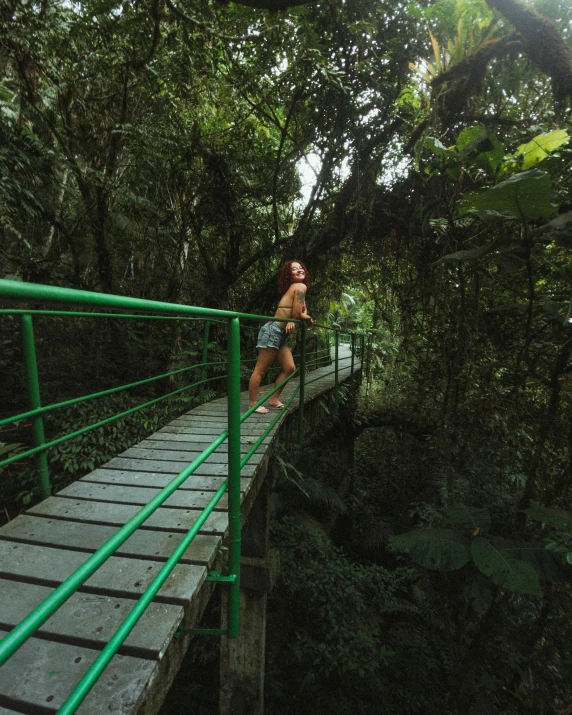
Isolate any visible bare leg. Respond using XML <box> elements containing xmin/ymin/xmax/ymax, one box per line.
<box><xmin>249</xmin><ymin>347</ymin><xmax>279</xmax><ymax>413</ymax></box>
<box><xmin>268</xmin><ymin>345</ymin><xmax>296</xmax><ymax>406</ymax></box>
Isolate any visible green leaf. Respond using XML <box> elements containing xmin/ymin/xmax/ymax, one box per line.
<box><xmin>515</xmin><ymin>130</ymin><xmax>569</xmax><ymax>170</ymax></box>
<box><xmin>471</xmin><ymin>537</ymin><xmax>541</xmax><ymax>595</ymax></box>
<box><xmin>475</xmin><ymin>135</ymin><xmax>505</xmax><ymax>174</ymax></box>
<box><xmin>0</xmin><ymin>441</ymin><xmax>24</xmax><ymax>457</ymax></box>
<box><xmin>435</xmin><ymin>242</ymin><xmax>496</xmax><ymax>264</ymax></box>
<box><xmin>457</xmin><ymin>131</ymin><xmax>494</xmax><ymax>160</ymax></box>
<box><xmin>459</xmin><ymin>170</ymin><xmax>558</xmax><ymax>222</ymax></box>
<box><xmin>493</xmin><ymin>252</ymin><xmax>526</xmax><ymax>275</ymax></box>
<box><xmin>456</xmin><ymin>126</ymin><xmax>504</xmax><ymax>173</ymax></box>
<box><xmin>426</xmin><ymin>136</ymin><xmax>453</xmax><ymax>158</ymax></box>
<box><xmin>524</xmin><ymin>504</ymin><xmax>572</xmax><ymax>532</ymax></box>
<box><xmin>456</xmin><ymin>126</ymin><xmax>486</xmax><ymax>152</ymax></box>
<box><xmin>444</xmin><ymin>504</ymin><xmax>491</xmax><ymax>530</ymax></box>
<box><xmin>499</xmin><ymin>539</ymin><xmax>572</xmax><ymax>583</ymax></box>
<box><xmin>390</xmin><ymin>529</ymin><xmax>471</xmax><ymax>570</ymax></box>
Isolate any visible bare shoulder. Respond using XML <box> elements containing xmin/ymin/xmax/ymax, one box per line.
<box><xmin>289</xmin><ymin>282</ymin><xmax>307</xmax><ymax>294</ymax></box>
<box><xmin>290</xmin><ymin>282</ymin><xmax>307</xmax><ymax>303</ymax></box>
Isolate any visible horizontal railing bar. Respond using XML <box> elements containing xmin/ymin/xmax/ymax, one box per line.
<box><xmin>0</xmin><ymin>280</ymin><xmax>290</xmax><ymax>324</ymax></box>
<box><xmin>0</xmin><ymin>373</ymin><xmax>225</xmax><ymax>469</ymax></box>
<box><xmin>0</xmin><ymin>360</ymin><xmax>227</xmax><ymax>428</ymax></box>
<box><xmin>0</xmin><ymin>281</ymin><xmax>362</xmax><ymax>337</ymax></box>
<box><xmin>0</xmin><ymin>309</ymin><xmax>227</xmax><ymax>325</ymax></box>
<box><xmin>242</xmin><ymin>347</ymin><xmax>330</xmax><ymax>369</ymax></box>
<box><xmin>305</xmin><ymin>368</ymin><xmax>342</xmax><ymax>387</ymax></box>
<box><xmin>0</xmin><ymin>430</ymin><xmax>229</xmax><ymax>667</ymax></box>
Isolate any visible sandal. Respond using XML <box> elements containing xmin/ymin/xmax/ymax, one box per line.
<box><xmin>253</xmin><ymin>406</ymin><xmax>270</xmax><ymax>414</ymax></box>
<box><xmin>269</xmin><ymin>402</ymin><xmax>285</xmax><ymax>409</ymax></box>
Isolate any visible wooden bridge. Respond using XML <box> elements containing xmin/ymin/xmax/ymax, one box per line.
<box><xmin>0</xmin><ymin>345</ymin><xmax>360</xmax><ymax>715</ymax></box>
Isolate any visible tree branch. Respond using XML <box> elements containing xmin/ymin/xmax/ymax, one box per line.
<box><xmin>486</xmin><ymin>0</ymin><xmax>572</xmax><ymax>100</ymax></box>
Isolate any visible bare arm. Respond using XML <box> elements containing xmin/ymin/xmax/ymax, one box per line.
<box><xmin>287</xmin><ymin>283</ymin><xmax>312</xmax><ymax>333</ymax></box>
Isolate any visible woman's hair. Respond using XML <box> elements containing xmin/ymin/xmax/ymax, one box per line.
<box><xmin>278</xmin><ymin>260</ymin><xmax>310</xmax><ymax>296</ymax></box>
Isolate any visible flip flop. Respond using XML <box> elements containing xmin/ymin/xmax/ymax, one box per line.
<box><xmin>253</xmin><ymin>406</ymin><xmax>270</xmax><ymax>414</ymax></box>
<box><xmin>269</xmin><ymin>402</ymin><xmax>285</xmax><ymax>409</ymax></box>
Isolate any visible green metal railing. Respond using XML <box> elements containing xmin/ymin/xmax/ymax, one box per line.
<box><xmin>0</xmin><ymin>278</ymin><xmax>364</xmax><ymax>713</ymax></box>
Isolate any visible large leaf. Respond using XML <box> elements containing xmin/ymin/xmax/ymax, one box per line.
<box><xmin>471</xmin><ymin>537</ymin><xmax>541</xmax><ymax>595</ymax></box>
<box><xmin>456</xmin><ymin>126</ymin><xmax>504</xmax><ymax>173</ymax></box>
<box><xmin>499</xmin><ymin>538</ymin><xmax>572</xmax><ymax>583</ymax></box>
<box><xmin>459</xmin><ymin>170</ymin><xmax>557</xmax><ymax>222</ymax></box>
<box><xmin>457</xmin><ymin>132</ymin><xmax>494</xmax><ymax>161</ymax></box>
<box><xmin>524</xmin><ymin>504</ymin><xmax>572</xmax><ymax>532</ymax></box>
<box><xmin>516</xmin><ymin>130</ymin><xmax>569</xmax><ymax>170</ymax></box>
<box><xmin>390</xmin><ymin>529</ymin><xmax>471</xmax><ymax>570</ymax></box>
<box><xmin>435</xmin><ymin>242</ymin><xmax>496</xmax><ymax>264</ymax></box>
<box><xmin>456</xmin><ymin>125</ymin><xmax>486</xmax><ymax>152</ymax></box>
<box><xmin>444</xmin><ymin>504</ymin><xmax>491</xmax><ymax>530</ymax></box>
<box><xmin>475</xmin><ymin>135</ymin><xmax>505</xmax><ymax>175</ymax></box>
<box><xmin>493</xmin><ymin>252</ymin><xmax>526</xmax><ymax>275</ymax></box>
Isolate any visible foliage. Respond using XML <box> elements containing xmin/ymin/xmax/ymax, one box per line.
<box><xmin>2</xmin><ymin>0</ymin><xmax>572</xmax><ymax>711</ymax></box>
<box><xmin>0</xmin><ymin>383</ymin><xmax>203</xmax><ymax>518</ymax></box>
<box><xmin>266</xmin><ymin>516</ymin><xmax>445</xmax><ymax>714</ymax></box>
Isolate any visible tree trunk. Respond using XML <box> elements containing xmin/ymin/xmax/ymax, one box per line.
<box><xmin>487</xmin><ymin>0</ymin><xmax>572</xmax><ymax>100</ymax></box>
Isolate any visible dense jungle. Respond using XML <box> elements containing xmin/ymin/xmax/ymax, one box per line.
<box><xmin>1</xmin><ymin>0</ymin><xmax>572</xmax><ymax>712</ymax></box>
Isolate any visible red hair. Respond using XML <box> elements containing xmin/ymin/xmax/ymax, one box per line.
<box><xmin>278</xmin><ymin>260</ymin><xmax>310</xmax><ymax>296</ymax></box>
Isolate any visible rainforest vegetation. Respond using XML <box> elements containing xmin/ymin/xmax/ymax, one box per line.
<box><xmin>1</xmin><ymin>0</ymin><xmax>572</xmax><ymax>712</ymax></box>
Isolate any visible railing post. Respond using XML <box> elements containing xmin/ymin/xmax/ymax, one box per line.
<box><xmin>226</xmin><ymin>316</ymin><xmax>242</xmax><ymax>638</ymax></box>
<box><xmin>365</xmin><ymin>333</ymin><xmax>373</xmax><ymax>400</ymax></box>
<box><xmin>334</xmin><ymin>330</ymin><xmax>339</xmax><ymax>410</ymax></box>
<box><xmin>360</xmin><ymin>334</ymin><xmax>365</xmax><ymax>385</ymax></box>
<box><xmin>20</xmin><ymin>314</ymin><xmax>51</xmax><ymax>500</ymax></box>
<box><xmin>199</xmin><ymin>319</ymin><xmax>210</xmax><ymax>402</ymax></box>
<box><xmin>298</xmin><ymin>322</ymin><xmax>306</xmax><ymax>443</ymax></box>
<box><xmin>350</xmin><ymin>333</ymin><xmax>355</xmax><ymax>375</ymax></box>
<box><xmin>367</xmin><ymin>333</ymin><xmax>373</xmax><ymax>379</ymax></box>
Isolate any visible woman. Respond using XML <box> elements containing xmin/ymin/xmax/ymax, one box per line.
<box><xmin>249</xmin><ymin>260</ymin><xmax>313</xmax><ymax>414</ymax></box>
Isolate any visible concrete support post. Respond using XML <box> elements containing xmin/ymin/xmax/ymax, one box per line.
<box><xmin>220</xmin><ymin>488</ymin><xmax>278</xmax><ymax>715</ymax></box>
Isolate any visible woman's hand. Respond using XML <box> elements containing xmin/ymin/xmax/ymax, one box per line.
<box><xmin>286</xmin><ymin>322</ymin><xmax>296</xmax><ymax>334</ymax></box>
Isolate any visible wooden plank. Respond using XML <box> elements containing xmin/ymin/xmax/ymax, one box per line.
<box><xmin>58</xmin><ymin>482</ymin><xmax>229</xmax><ymax>512</ymax></box>
<box><xmin>141</xmin><ymin>438</ymin><xmax>269</xmax><ymax>453</ymax></box>
<box><xmin>143</xmin><ymin>435</ymin><xmax>271</xmax><ymax>452</ymax></box>
<box><xmin>27</xmin><ymin>497</ymin><xmax>228</xmax><ymax>535</ymax></box>
<box><xmin>0</xmin><ymin>515</ymin><xmax>220</xmax><ymax>566</ymax></box>
<box><xmin>120</xmin><ymin>447</ymin><xmax>263</xmax><ymax>464</ymax></box>
<box><xmin>0</xmin><ymin>579</ymin><xmax>182</xmax><ymax>659</ymax></box>
<box><xmin>0</xmin><ymin>541</ymin><xmax>206</xmax><ymax>606</ymax></box>
<box><xmin>170</xmin><ymin>418</ymin><xmax>281</xmax><ymax>433</ymax></box>
<box><xmin>103</xmin><ymin>457</ymin><xmax>256</xmax><ymax>477</ymax></box>
<box><xmin>153</xmin><ymin>428</ymin><xmax>272</xmax><ymax>446</ymax></box>
<box><xmin>136</xmin><ymin>441</ymin><xmax>236</xmax><ymax>458</ymax></box>
<box><xmin>0</xmin><ymin>628</ymin><xmax>157</xmax><ymax>715</ymax></box>
<box><xmin>82</xmin><ymin>469</ymin><xmax>250</xmax><ymax>494</ymax></box>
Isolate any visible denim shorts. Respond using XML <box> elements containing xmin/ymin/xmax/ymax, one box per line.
<box><xmin>256</xmin><ymin>321</ymin><xmax>287</xmax><ymax>350</ymax></box>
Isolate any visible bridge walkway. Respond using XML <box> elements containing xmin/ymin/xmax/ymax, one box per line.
<box><xmin>0</xmin><ymin>346</ymin><xmax>359</xmax><ymax>715</ymax></box>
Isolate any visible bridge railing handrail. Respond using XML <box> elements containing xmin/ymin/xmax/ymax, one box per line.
<box><xmin>0</xmin><ymin>278</ymin><xmax>366</xmax><ymax>713</ymax></box>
